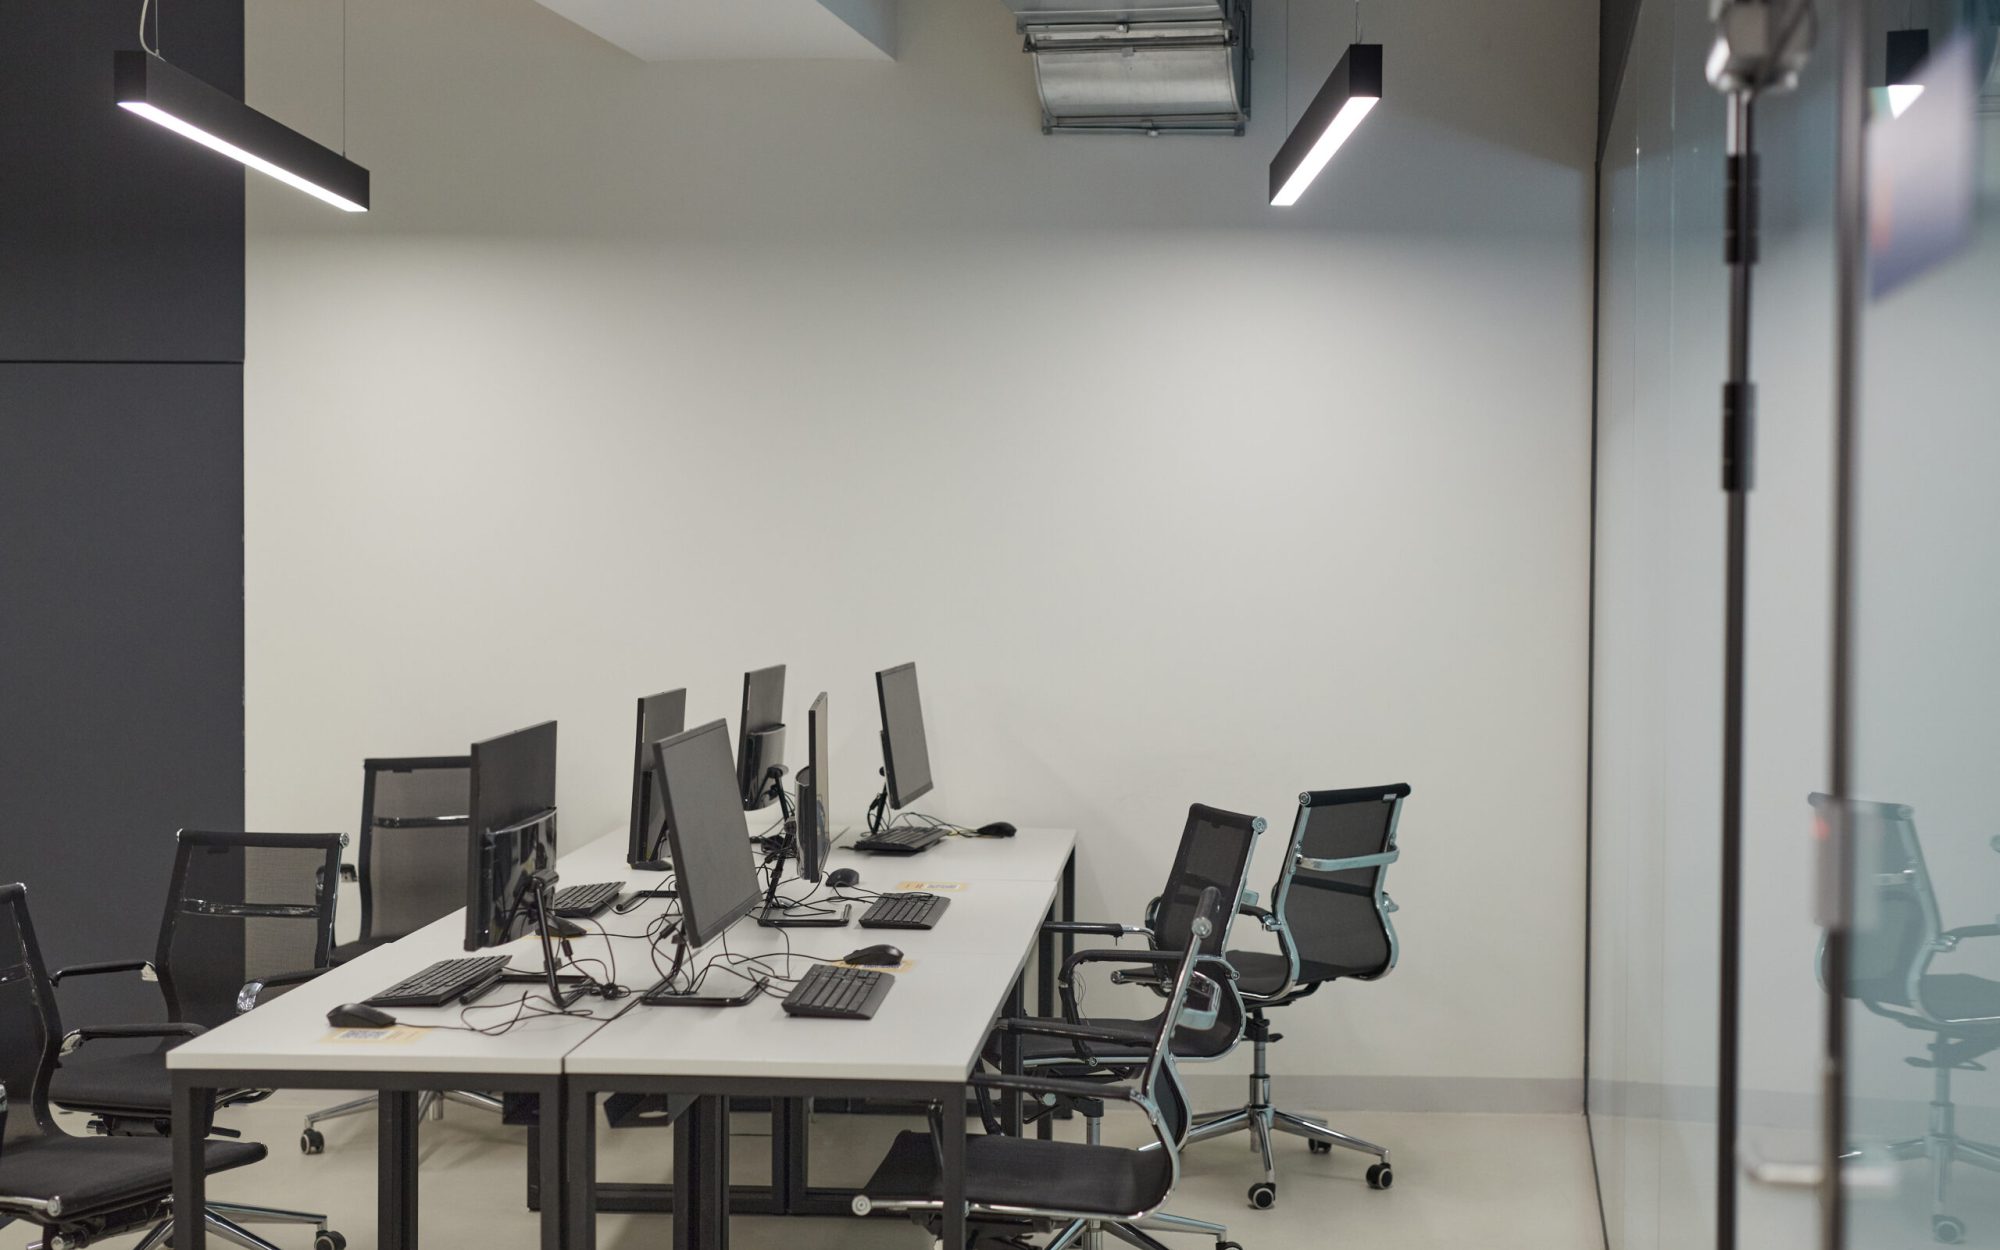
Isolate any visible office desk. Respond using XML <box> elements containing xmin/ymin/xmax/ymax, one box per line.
<box><xmin>165</xmin><ymin>831</ymin><xmax>646</xmax><ymax>1250</ymax></box>
<box><xmin>563</xmin><ymin>876</ymin><xmax>1059</xmax><ymax>1250</ymax></box>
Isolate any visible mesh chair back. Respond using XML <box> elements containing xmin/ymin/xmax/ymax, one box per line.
<box><xmin>0</xmin><ymin>884</ymin><xmax>60</xmax><ymax>1144</ymax></box>
<box><xmin>358</xmin><ymin>757</ymin><xmax>473</xmax><ymax>943</ymax></box>
<box><xmin>1138</xmin><ymin>886</ymin><xmax>1227</xmax><ymax>1162</ymax></box>
<box><xmin>1812</xmin><ymin>793</ymin><xmax>1936</xmax><ymax>1009</ymax></box>
<box><xmin>1275</xmin><ymin>784</ymin><xmax>1409</xmax><ymax>985</ymax></box>
<box><xmin>157</xmin><ymin>831</ymin><xmax>342</xmax><ymax>1028</ymax></box>
<box><xmin>1152</xmin><ymin>803</ymin><xmax>1263</xmax><ymax>958</ymax></box>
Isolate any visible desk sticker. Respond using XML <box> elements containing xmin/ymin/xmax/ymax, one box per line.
<box><xmin>836</xmin><ymin>958</ymin><xmax>917</xmax><ymax>975</ymax></box>
<box><xmin>321</xmin><ymin>1026</ymin><xmax>428</xmax><ymax>1046</ymax></box>
<box><xmin>895</xmin><ymin>881</ymin><xmax>968</xmax><ymax>894</ymax></box>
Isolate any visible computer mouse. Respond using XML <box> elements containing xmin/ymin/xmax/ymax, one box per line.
<box><xmin>977</xmin><ymin>821</ymin><xmax>1018</xmax><ymax>839</ymax></box>
<box><xmin>844</xmin><ymin>944</ymin><xmax>903</xmax><ymax>967</ymax></box>
<box><xmin>327</xmin><ymin>1002</ymin><xmax>397</xmax><ymax>1029</ymax></box>
<box><xmin>826</xmin><ymin>867</ymin><xmax>862</xmax><ymax>889</ymax></box>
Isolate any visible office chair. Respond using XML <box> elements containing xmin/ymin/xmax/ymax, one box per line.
<box><xmin>1191</xmin><ymin>784</ymin><xmax>1409</xmax><ymax>1209</ymax></box>
<box><xmin>855</xmin><ymin>885</ymin><xmax>1242</xmax><ymax>1250</ymax></box>
<box><xmin>301</xmin><ymin>756</ymin><xmax>503</xmax><ymax>1154</ymax></box>
<box><xmin>0</xmin><ymin>883</ymin><xmax>346</xmax><ymax>1250</ymax></box>
<box><xmin>1818</xmin><ymin>792</ymin><xmax>2000</xmax><ymax>1246</ymax></box>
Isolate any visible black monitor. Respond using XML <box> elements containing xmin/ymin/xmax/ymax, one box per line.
<box><xmin>464</xmin><ymin>721</ymin><xmax>558</xmax><ymax>951</ymax></box>
<box><xmin>656</xmin><ymin>719</ymin><xmax>762</xmax><ymax>949</ymax></box>
<box><xmin>736</xmin><ymin>664</ymin><xmax>787</xmax><ymax>812</ymax></box>
<box><xmin>875</xmin><ymin>662</ymin><xmax>933</xmax><ymax>809</ymax></box>
<box><xmin>628</xmin><ymin>688</ymin><xmax>688</xmax><ymax>869</ymax></box>
<box><xmin>795</xmin><ymin>692</ymin><xmax>830</xmax><ymax>884</ymax></box>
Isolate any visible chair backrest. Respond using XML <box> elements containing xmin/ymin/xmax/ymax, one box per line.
<box><xmin>0</xmin><ymin>884</ymin><xmax>62</xmax><ymax>1146</ymax></box>
<box><xmin>1129</xmin><ymin>885</ymin><xmax>1228</xmax><ymax>1201</ymax></box>
<box><xmin>1151</xmin><ymin>803</ymin><xmax>1264</xmax><ymax>958</ymax></box>
<box><xmin>156</xmin><ymin>830</ymin><xmax>344</xmax><ymax>1028</ymax></box>
<box><xmin>1811</xmin><ymin>792</ymin><xmax>1938</xmax><ymax>1009</ymax></box>
<box><xmin>356</xmin><ymin>756</ymin><xmax>474</xmax><ymax>944</ymax></box>
<box><xmin>1270</xmin><ymin>783</ymin><xmax>1409</xmax><ymax>989</ymax></box>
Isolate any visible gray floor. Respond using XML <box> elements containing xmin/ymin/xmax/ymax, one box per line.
<box><xmin>2</xmin><ymin>1094</ymin><xmax>1605</xmax><ymax>1250</ymax></box>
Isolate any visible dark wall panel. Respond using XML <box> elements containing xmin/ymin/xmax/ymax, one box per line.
<box><xmin>1601</xmin><ymin>0</ymin><xmax>1643</xmax><ymax>154</ymax></box>
<box><xmin>0</xmin><ymin>364</ymin><xmax>244</xmax><ymax>1024</ymax></box>
<box><xmin>0</xmin><ymin>0</ymin><xmax>245</xmax><ymax>362</ymax></box>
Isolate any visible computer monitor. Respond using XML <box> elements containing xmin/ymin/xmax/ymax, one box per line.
<box><xmin>875</xmin><ymin>662</ymin><xmax>933</xmax><ymax>809</ymax></box>
<box><xmin>466</xmin><ymin>808</ymin><xmax>559</xmax><ymax>951</ymax></box>
<box><xmin>628</xmin><ymin>688</ymin><xmax>688</xmax><ymax>869</ymax></box>
<box><xmin>656</xmin><ymin>719</ymin><xmax>762</xmax><ymax>949</ymax></box>
<box><xmin>736</xmin><ymin>664</ymin><xmax>787</xmax><ymax>812</ymax></box>
<box><xmin>795</xmin><ymin>692</ymin><xmax>830</xmax><ymax>884</ymax></box>
<box><xmin>464</xmin><ymin>720</ymin><xmax>558</xmax><ymax>951</ymax></box>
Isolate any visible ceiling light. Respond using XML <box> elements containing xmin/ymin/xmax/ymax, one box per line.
<box><xmin>1269</xmin><ymin>43</ymin><xmax>1381</xmax><ymax>207</ymax></box>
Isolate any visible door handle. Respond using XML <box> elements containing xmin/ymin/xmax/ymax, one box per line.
<box><xmin>1737</xmin><ymin>1145</ymin><xmax>1897</xmax><ymax>1192</ymax></box>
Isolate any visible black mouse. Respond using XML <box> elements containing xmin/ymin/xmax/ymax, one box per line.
<box><xmin>826</xmin><ymin>867</ymin><xmax>862</xmax><ymax>889</ymax></box>
<box><xmin>977</xmin><ymin>822</ymin><xmax>1018</xmax><ymax>838</ymax></box>
<box><xmin>844</xmin><ymin>943</ymin><xmax>903</xmax><ymax>967</ymax></box>
<box><xmin>327</xmin><ymin>1002</ymin><xmax>397</xmax><ymax>1029</ymax></box>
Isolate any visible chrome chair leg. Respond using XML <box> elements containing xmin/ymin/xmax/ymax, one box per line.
<box><xmin>133</xmin><ymin>1221</ymin><xmax>174</xmax><ymax>1250</ymax></box>
<box><xmin>1133</xmin><ymin>1210</ymin><xmax>1231</xmax><ymax>1237</ymax></box>
<box><xmin>1248</xmin><ymin>1109</ymin><xmax>1275</xmax><ymax>1182</ymax></box>
<box><xmin>442</xmin><ymin>1090</ymin><xmax>504</xmax><ymax>1114</ymax></box>
<box><xmin>204</xmin><ymin>1211</ymin><xmax>288</xmax><ymax>1250</ymax></box>
<box><xmin>302</xmin><ymin>1094</ymin><xmax>377</xmax><ymax>1130</ymax></box>
<box><xmin>1045</xmin><ymin>1219</ymin><xmax>1091</xmax><ymax>1250</ymax></box>
<box><xmin>1273</xmin><ymin>1111</ymin><xmax>1389</xmax><ymax>1162</ymax></box>
<box><xmin>1102</xmin><ymin>1224</ymin><xmax>1174</xmax><ymax>1250</ymax></box>
<box><xmin>205</xmin><ymin>1202</ymin><xmax>327</xmax><ymax>1228</ymax></box>
<box><xmin>1184</xmin><ymin>1108</ymin><xmax>1252</xmax><ymax>1146</ymax></box>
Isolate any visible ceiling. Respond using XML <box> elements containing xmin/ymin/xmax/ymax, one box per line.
<box><xmin>534</xmin><ymin>0</ymin><xmax>896</xmax><ymax>61</ymax></box>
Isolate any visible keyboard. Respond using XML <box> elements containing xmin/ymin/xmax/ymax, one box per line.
<box><xmin>781</xmin><ymin>964</ymin><xmax>894</xmax><ymax>1020</ymax></box>
<box><xmin>850</xmin><ymin>826</ymin><xmax>946</xmax><ymax>855</ymax></box>
<box><xmin>859</xmin><ymin>893</ymin><xmax>950</xmax><ymax>930</ymax></box>
<box><xmin>552</xmin><ymin>880</ymin><xmax>625</xmax><ymax>919</ymax></box>
<box><xmin>366</xmin><ymin>955</ymin><xmax>511</xmax><ymax>1008</ymax></box>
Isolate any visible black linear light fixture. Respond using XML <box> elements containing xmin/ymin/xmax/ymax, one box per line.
<box><xmin>1885</xmin><ymin>28</ymin><xmax>1930</xmax><ymax>118</ymax></box>
<box><xmin>1269</xmin><ymin>41</ymin><xmax>1382</xmax><ymax>207</ymax></box>
<box><xmin>113</xmin><ymin>0</ymin><xmax>369</xmax><ymax>214</ymax></box>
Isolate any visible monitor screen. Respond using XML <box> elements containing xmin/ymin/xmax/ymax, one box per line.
<box><xmin>796</xmin><ymin>692</ymin><xmax>830</xmax><ymax>883</ymax></box>
<box><xmin>736</xmin><ymin>664</ymin><xmax>787</xmax><ymax>812</ymax></box>
<box><xmin>465</xmin><ymin>720</ymin><xmax>558</xmax><ymax>950</ymax></box>
<box><xmin>875</xmin><ymin>662</ymin><xmax>933</xmax><ymax>809</ymax></box>
<box><xmin>628</xmin><ymin>688</ymin><xmax>687</xmax><ymax>867</ymax></box>
<box><xmin>657</xmin><ymin>719</ymin><xmax>762</xmax><ymax>949</ymax></box>
<box><xmin>467</xmin><ymin>808</ymin><xmax>558</xmax><ymax>951</ymax></box>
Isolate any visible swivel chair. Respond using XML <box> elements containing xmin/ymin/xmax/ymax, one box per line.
<box><xmin>301</xmin><ymin>756</ymin><xmax>503</xmax><ymax>1153</ymax></box>
<box><xmin>855</xmin><ymin>885</ymin><xmax>1243</xmax><ymax>1250</ymax></box>
<box><xmin>0</xmin><ymin>879</ymin><xmax>345</xmax><ymax>1250</ymax></box>
<box><xmin>1194</xmin><ymin>784</ymin><xmax>1410</xmax><ymax>1209</ymax></box>
<box><xmin>1819</xmin><ymin>792</ymin><xmax>2000</xmax><ymax>1245</ymax></box>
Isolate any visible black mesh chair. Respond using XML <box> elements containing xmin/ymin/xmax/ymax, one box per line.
<box><xmin>302</xmin><ymin>757</ymin><xmax>502</xmax><ymax>1154</ymax></box>
<box><xmin>855</xmin><ymin>885</ymin><xmax>1243</xmax><ymax>1250</ymax></box>
<box><xmin>1</xmin><ymin>877</ymin><xmax>346</xmax><ymax>1250</ymax></box>
<box><xmin>1819</xmin><ymin>792</ymin><xmax>2000</xmax><ymax>1245</ymax></box>
<box><xmin>1192</xmin><ymin>784</ymin><xmax>1410</xmax><ymax>1209</ymax></box>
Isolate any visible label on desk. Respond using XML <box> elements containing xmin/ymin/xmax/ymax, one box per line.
<box><xmin>835</xmin><ymin>958</ymin><xmax>917</xmax><ymax>975</ymax></box>
<box><xmin>894</xmin><ymin>881</ymin><xmax>968</xmax><ymax>893</ymax></box>
<box><xmin>321</xmin><ymin>1026</ymin><xmax>428</xmax><ymax>1046</ymax></box>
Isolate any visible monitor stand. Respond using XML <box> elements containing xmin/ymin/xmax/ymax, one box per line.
<box><xmin>639</xmin><ymin>928</ymin><xmax>766</xmax><ymax>1008</ymax></box>
<box><xmin>754</xmin><ymin>782</ymin><xmax>851</xmax><ymax>928</ymax></box>
<box><xmin>525</xmin><ymin>880</ymin><xmax>594</xmax><ymax>1009</ymax></box>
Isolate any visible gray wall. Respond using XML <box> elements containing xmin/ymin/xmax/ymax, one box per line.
<box><xmin>0</xmin><ymin>2</ymin><xmax>244</xmax><ymax>1023</ymax></box>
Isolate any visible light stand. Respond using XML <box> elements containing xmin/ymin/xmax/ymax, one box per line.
<box><xmin>1703</xmin><ymin>4</ymin><xmax>1814</xmax><ymax>1246</ymax></box>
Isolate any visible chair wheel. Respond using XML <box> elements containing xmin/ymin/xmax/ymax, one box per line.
<box><xmin>1309</xmin><ymin>1138</ymin><xmax>1333</xmax><ymax>1155</ymax></box>
<box><xmin>1218</xmin><ymin>1243</ymin><xmax>1244</xmax><ymax>1250</ymax></box>
<box><xmin>1935</xmin><ymin>1215</ymin><xmax>1966</xmax><ymax>1244</ymax></box>
<box><xmin>315</xmin><ymin>1231</ymin><xmax>346</xmax><ymax>1250</ymax></box>
<box><xmin>1367</xmin><ymin>1162</ymin><xmax>1394</xmax><ymax>1190</ymax></box>
<box><xmin>1247</xmin><ymin>1181</ymin><xmax>1277</xmax><ymax>1209</ymax></box>
<box><xmin>301</xmin><ymin>1128</ymin><xmax>325</xmax><ymax>1155</ymax></box>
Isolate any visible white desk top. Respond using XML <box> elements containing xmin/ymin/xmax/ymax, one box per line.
<box><xmin>824</xmin><ymin>826</ymin><xmax>1075</xmax><ymax>887</ymax></box>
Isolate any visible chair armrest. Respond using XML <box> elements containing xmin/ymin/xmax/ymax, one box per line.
<box><xmin>970</xmin><ymin>1072</ymin><xmax>1138</xmax><ymax>1104</ymax></box>
<box><xmin>993</xmin><ymin>1017</ymin><xmax>1156</xmax><ymax>1049</ymax></box>
<box><xmin>59</xmin><ymin>1022</ymin><xmax>206</xmax><ymax>1056</ymax></box>
<box><xmin>50</xmin><ymin>959</ymin><xmax>155</xmax><ymax>986</ymax></box>
<box><xmin>1042</xmin><ymin>920</ymin><xmax>1149</xmax><ymax>939</ymax></box>
<box><xmin>237</xmin><ymin>967</ymin><xmax>328</xmax><ymax>1014</ymax></box>
<box><xmin>1297</xmin><ymin>848</ymin><xmax>1400</xmax><ymax>874</ymax></box>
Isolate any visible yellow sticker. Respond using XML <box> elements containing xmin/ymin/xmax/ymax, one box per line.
<box><xmin>321</xmin><ymin>1026</ymin><xmax>427</xmax><ymax>1045</ymax></box>
<box><xmin>894</xmin><ymin>881</ymin><xmax>968</xmax><ymax>893</ymax></box>
<box><xmin>836</xmin><ymin>958</ymin><xmax>916</xmax><ymax>974</ymax></box>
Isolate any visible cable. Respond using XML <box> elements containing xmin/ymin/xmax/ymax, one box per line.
<box><xmin>139</xmin><ymin>0</ymin><xmax>159</xmax><ymax>56</ymax></box>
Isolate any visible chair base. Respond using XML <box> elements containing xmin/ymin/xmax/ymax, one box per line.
<box><xmin>1868</xmin><ymin>1042</ymin><xmax>2000</xmax><ymax>1245</ymax></box>
<box><xmin>28</xmin><ymin>1201</ymin><xmax>340</xmax><ymax>1250</ymax></box>
<box><xmin>1185</xmin><ymin>1020</ymin><xmax>1392</xmax><ymax>1209</ymax></box>
<box><xmin>301</xmin><ymin>1089</ymin><xmax>502</xmax><ymax>1154</ymax></box>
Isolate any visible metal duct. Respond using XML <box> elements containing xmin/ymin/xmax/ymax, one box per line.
<box><xmin>1000</xmin><ymin>0</ymin><xmax>1251</xmax><ymax>135</ymax></box>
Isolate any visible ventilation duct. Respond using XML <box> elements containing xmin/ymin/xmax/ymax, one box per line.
<box><xmin>1000</xmin><ymin>0</ymin><xmax>1251</xmax><ymax>135</ymax></box>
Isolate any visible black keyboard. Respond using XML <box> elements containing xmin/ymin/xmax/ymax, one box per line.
<box><xmin>366</xmin><ymin>955</ymin><xmax>511</xmax><ymax>1008</ymax></box>
<box><xmin>859</xmin><ymin>893</ymin><xmax>950</xmax><ymax>930</ymax></box>
<box><xmin>850</xmin><ymin>826</ymin><xmax>945</xmax><ymax>855</ymax></box>
<box><xmin>552</xmin><ymin>880</ymin><xmax>625</xmax><ymax>919</ymax></box>
<box><xmin>782</xmin><ymin>964</ymin><xmax>894</xmax><ymax>1020</ymax></box>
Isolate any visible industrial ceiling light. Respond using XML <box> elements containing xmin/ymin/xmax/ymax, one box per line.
<box><xmin>1268</xmin><ymin>41</ymin><xmax>1381</xmax><ymax>207</ymax></box>
<box><xmin>1885</xmin><ymin>28</ymin><xmax>1930</xmax><ymax>118</ymax></box>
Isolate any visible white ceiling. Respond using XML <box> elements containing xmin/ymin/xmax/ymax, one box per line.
<box><xmin>534</xmin><ymin>0</ymin><xmax>896</xmax><ymax>61</ymax></box>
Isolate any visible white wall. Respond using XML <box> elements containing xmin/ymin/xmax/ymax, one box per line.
<box><xmin>244</xmin><ymin>0</ymin><xmax>1597</xmax><ymax>1109</ymax></box>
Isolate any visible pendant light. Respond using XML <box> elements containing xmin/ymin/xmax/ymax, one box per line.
<box><xmin>1269</xmin><ymin>2</ymin><xmax>1380</xmax><ymax>207</ymax></box>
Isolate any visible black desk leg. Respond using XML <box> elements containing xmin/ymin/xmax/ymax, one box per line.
<box><xmin>566</xmin><ymin>1088</ymin><xmax>597</xmax><ymax>1250</ymax></box>
<box><xmin>1002</xmin><ymin>978</ymin><xmax>1025</xmax><ymax>1137</ymax></box>
<box><xmin>674</xmin><ymin>1095</ymin><xmax>730</xmax><ymax>1249</ymax></box>
<box><xmin>379</xmin><ymin>1090</ymin><xmax>421</xmax><ymax>1250</ymax></box>
<box><xmin>1062</xmin><ymin>851</ymin><xmax>1077</xmax><ymax>963</ymax></box>
<box><xmin>777</xmin><ymin>1097</ymin><xmax>809</xmax><ymax>1212</ymax></box>
<box><xmin>171</xmin><ymin>1080</ymin><xmax>209</xmax><ymax>1250</ymax></box>
<box><xmin>941</xmin><ymin>1093</ymin><xmax>968</xmax><ymax>1248</ymax></box>
<box><xmin>538</xmin><ymin>1082</ymin><xmax>569</xmax><ymax>1250</ymax></box>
